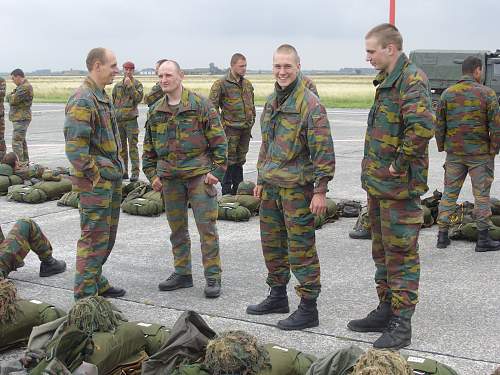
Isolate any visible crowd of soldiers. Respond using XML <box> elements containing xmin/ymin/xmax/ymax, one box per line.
<box><xmin>1</xmin><ymin>21</ymin><xmax>499</xmax><ymax>372</ymax></box>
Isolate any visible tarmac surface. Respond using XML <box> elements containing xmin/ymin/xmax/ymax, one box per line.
<box><xmin>0</xmin><ymin>103</ymin><xmax>499</xmax><ymax>374</ymax></box>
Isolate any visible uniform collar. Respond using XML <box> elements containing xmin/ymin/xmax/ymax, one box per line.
<box><xmin>458</xmin><ymin>75</ymin><xmax>476</xmax><ymax>83</ymax></box>
<box><xmin>84</xmin><ymin>76</ymin><xmax>110</xmax><ymax>103</ymax></box>
<box><xmin>376</xmin><ymin>53</ymin><xmax>409</xmax><ymax>88</ymax></box>
<box><xmin>271</xmin><ymin>76</ymin><xmax>306</xmax><ymax>114</ymax></box>
<box><xmin>156</xmin><ymin>86</ymin><xmax>195</xmax><ymax>114</ymax></box>
<box><xmin>225</xmin><ymin>70</ymin><xmax>242</xmax><ymax>84</ymax></box>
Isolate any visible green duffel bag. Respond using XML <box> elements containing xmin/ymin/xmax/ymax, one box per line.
<box><xmin>217</xmin><ymin>202</ymin><xmax>252</xmax><ymax>222</ymax></box>
<box><xmin>315</xmin><ymin>199</ymin><xmax>338</xmax><ymax>229</ymax></box>
<box><xmin>143</xmin><ymin>190</ymin><xmax>163</xmax><ymax>203</ymax></box>
<box><xmin>326</xmin><ymin>198</ymin><xmax>337</xmax><ymax>218</ymax></box>
<box><xmin>122</xmin><ymin>181</ymin><xmax>148</xmax><ymax>201</ymax></box>
<box><xmin>33</xmin><ymin>178</ymin><xmax>73</xmax><ymax>199</ymax></box>
<box><xmin>7</xmin><ymin>185</ymin><xmax>48</xmax><ymax>203</ymax></box>
<box><xmin>236</xmin><ymin>180</ymin><xmax>256</xmax><ymax>196</ymax></box>
<box><xmin>88</xmin><ymin>322</ymin><xmax>147</xmax><ymax>375</ymax></box>
<box><xmin>0</xmin><ymin>174</ymin><xmax>23</xmax><ymax>194</ymax></box>
<box><xmin>0</xmin><ymin>299</ymin><xmax>66</xmax><ymax>352</ymax></box>
<box><xmin>218</xmin><ymin>195</ymin><xmax>238</xmax><ymax>204</ymax></box>
<box><xmin>133</xmin><ymin>322</ymin><xmax>171</xmax><ymax>356</ymax></box>
<box><xmin>261</xmin><ymin>344</ymin><xmax>316</xmax><ymax>375</ymax></box>
<box><xmin>122</xmin><ymin>197</ymin><xmax>164</xmax><ymax>216</ymax></box>
<box><xmin>0</xmin><ymin>163</ymin><xmax>14</xmax><ymax>176</ymax></box>
<box><xmin>450</xmin><ymin>222</ymin><xmax>500</xmax><ymax>241</ymax></box>
<box><xmin>57</xmin><ymin>191</ymin><xmax>80</xmax><ymax>208</ymax></box>
<box><xmin>405</xmin><ymin>354</ymin><xmax>459</xmax><ymax>375</ymax></box>
<box><xmin>491</xmin><ymin>215</ymin><xmax>500</xmax><ymax>227</ymax></box>
<box><xmin>491</xmin><ymin>198</ymin><xmax>500</xmax><ymax>215</ymax></box>
<box><xmin>422</xmin><ymin>206</ymin><xmax>435</xmax><ymax>228</ymax></box>
<box><xmin>108</xmin><ymin>350</ymin><xmax>149</xmax><ymax>375</ymax></box>
<box><xmin>235</xmin><ymin>194</ymin><xmax>260</xmax><ymax>213</ymax></box>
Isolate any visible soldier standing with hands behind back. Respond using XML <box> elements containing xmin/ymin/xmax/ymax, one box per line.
<box><xmin>435</xmin><ymin>56</ymin><xmax>500</xmax><ymax>252</ymax></box>
<box><xmin>112</xmin><ymin>61</ymin><xmax>143</xmax><ymax>182</ymax></box>
<box><xmin>347</xmin><ymin>23</ymin><xmax>435</xmax><ymax>350</ymax></box>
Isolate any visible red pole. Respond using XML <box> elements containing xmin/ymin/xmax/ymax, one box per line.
<box><xmin>389</xmin><ymin>0</ymin><xmax>396</xmax><ymax>25</ymax></box>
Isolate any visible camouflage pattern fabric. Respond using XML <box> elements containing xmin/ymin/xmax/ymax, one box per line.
<box><xmin>118</xmin><ymin>118</ymin><xmax>140</xmax><ymax>176</ymax></box>
<box><xmin>112</xmin><ymin>77</ymin><xmax>143</xmax><ymax>122</ymax></box>
<box><xmin>162</xmin><ymin>175</ymin><xmax>221</xmax><ymax>279</ymax></box>
<box><xmin>0</xmin><ymin>218</ymin><xmax>53</xmax><ymax>278</ymax></box>
<box><xmin>0</xmin><ymin>77</ymin><xmax>6</xmax><ymax>159</ymax></box>
<box><xmin>12</xmin><ymin>120</ymin><xmax>30</xmax><ymax>163</ymax></box>
<box><xmin>142</xmin><ymin>87</ymin><xmax>227</xmax><ymax>182</ymax></box>
<box><xmin>437</xmin><ymin>154</ymin><xmax>494</xmax><ymax>231</ymax></box>
<box><xmin>257</xmin><ymin>77</ymin><xmax>335</xmax><ymax>188</ymax></box>
<box><xmin>299</xmin><ymin>72</ymin><xmax>319</xmax><ymax>98</ymax></box>
<box><xmin>435</xmin><ymin>75</ymin><xmax>500</xmax><ymax>156</ymax></box>
<box><xmin>368</xmin><ymin>195</ymin><xmax>422</xmax><ymax>318</ymax></box>
<box><xmin>64</xmin><ymin>76</ymin><xmax>124</xmax><ymax>300</ymax></box>
<box><xmin>6</xmin><ymin>79</ymin><xmax>33</xmax><ymax>122</ymax></box>
<box><xmin>144</xmin><ymin>82</ymin><xmax>164</xmax><ymax>108</ymax></box>
<box><xmin>361</xmin><ymin>53</ymin><xmax>435</xmax><ymax>200</ymax></box>
<box><xmin>113</xmin><ymin>77</ymin><xmax>143</xmax><ymax>176</ymax></box>
<box><xmin>209</xmin><ymin>71</ymin><xmax>255</xmax><ymax>130</ymax></box>
<box><xmin>223</xmin><ymin>126</ymin><xmax>251</xmax><ymax>166</ymax></box>
<box><xmin>260</xmin><ymin>184</ymin><xmax>320</xmax><ymax>299</ymax></box>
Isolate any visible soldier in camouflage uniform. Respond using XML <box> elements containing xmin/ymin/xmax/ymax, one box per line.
<box><xmin>112</xmin><ymin>61</ymin><xmax>144</xmax><ymax>181</ymax></box>
<box><xmin>0</xmin><ymin>218</ymin><xmax>66</xmax><ymax>279</ymax></box>
<box><xmin>142</xmin><ymin>60</ymin><xmax>227</xmax><ymax>298</ymax></box>
<box><xmin>144</xmin><ymin>59</ymin><xmax>168</xmax><ymax>108</ymax></box>
<box><xmin>0</xmin><ymin>76</ymin><xmax>6</xmax><ymax>160</ymax></box>
<box><xmin>435</xmin><ymin>56</ymin><xmax>500</xmax><ymax>252</ymax></box>
<box><xmin>64</xmin><ymin>48</ymin><xmax>125</xmax><ymax>300</ymax></box>
<box><xmin>246</xmin><ymin>44</ymin><xmax>335</xmax><ymax>331</ymax></box>
<box><xmin>6</xmin><ymin>69</ymin><xmax>33</xmax><ymax>164</ymax></box>
<box><xmin>209</xmin><ymin>53</ymin><xmax>255</xmax><ymax>195</ymax></box>
<box><xmin>347</xmin><ymin>24</ymin><xmax>435</xmax><ymax>349</ymax></box>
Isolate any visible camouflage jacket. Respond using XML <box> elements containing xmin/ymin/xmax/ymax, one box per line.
<box><xmin>144</xmin><ymin>82</ymin><xmax>164</xmax><ymax>107</ymax></box>
<box><xmin>112</xmin><ymin>77</ymin><xmax>144</xmax><ymax>121</ymax></box>
<box><xmin>209</xmin><ymin>71</ymin><xmax>255</xmax><ymax>129</ymax></box>
<box><xmin>64</xmin><ymin>77</ymin><xmax>123</xmax><ymax>191</ymax></box>
<box><xmin>142</xmin><ymin>87</ymin><xmax>227</xmax><ymax>181</ymax></box>
<box><xmin>299</xmin><ymin>72</ymin><xmax>319</xmax><ymax>98</ymax></box>
<box><xmin>257</xmin><ymin>77</ymin><xmax>335</xmax><ymax>189</ymax></box>
<box><xmin>436</xmin><ymin>75</ymin><xmax>500</xmax><ymax>156</ymax></box>
<box><xmin>7</xmin><ymin>79</ymin><xmax>33</xmax><ymax>122</ymax></box>
<box><xmin>361</xmin><ymin>53</ymin><xmax>435</xmax><ymax>200</ymax></box>
<box><xmin>0</xmin><ymin>77</ymin><xmax>5</xmax><ymax>116</ymax></box>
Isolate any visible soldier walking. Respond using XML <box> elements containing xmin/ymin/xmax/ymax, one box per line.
<box><xmin>144</xmin><ymin>59</ymin><xmax>167</xmax><ymax>108</ymax></box>
<box><xmin>64</xmin><ymin>47</ymin><xmax>125</xmax><ymax>300</ymax></box>
<box><xmin>347</xmin><ymin>24</ymin><xmax>435</xmax><ymax>349</ymax></box>
<box><xmin>6</xmin><ymin>69</ymin><xmax>33</xmax><ymax>164</ymax></box>
<box><xmin>142</xmin><ymin>60</ymin><xmax>227</xmax><ymax>298</ymax></box>
<box><xmin>112</xmin><ymin>61</ymin><xmax>144</xmax><ymax>181</ymax></box>
<box><xmin>246</xmin><ymin>44</ymin><xmax>335</xmax><ymax>331</ymax></box>
<box><xmin>0</xmin><ymin>76</ymin><xmax>6</xmax><ymax>160</ymax></box>
<box><xmin>209</xmin><ymin>53</ymin><xmax>255</xmax><ymax>195</ymax></box>
<box><xmin>435</xmin><ymin>56</ymin><xmax>500</xmax><ymax>252</ymax></box>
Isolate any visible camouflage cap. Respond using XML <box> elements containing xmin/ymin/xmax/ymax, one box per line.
<box><xmin>236</xmin><ymin>181</ymin><xmax>256</xmax><ymax>196</ymax></box>
<box><xmin>204</xmin><ymin>330</ymin><xmax>271</xmax><ymax>375</ymax></box>
<box><xmin>0</xmin><ymin>279</ymin><xmax>19</xmax><ymax>324</ymax></box>
<box><xmin>352</xmin><ymin>349</ymin><xmax>413</xmax><ymax>375</ymax></box>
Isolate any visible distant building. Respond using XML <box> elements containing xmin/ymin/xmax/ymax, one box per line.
<box><xmin>139</xmin><ymin>68</ymin><xmax>155</xmax><ymax>75</ymax></box>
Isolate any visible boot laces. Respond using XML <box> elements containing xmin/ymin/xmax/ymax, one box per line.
<box><xmin>385</xmin><ymin>316</ymin><xmax>400</xmax><ymax>332</ymax></box>
<box><xmin>207</xmin><ymin>279</ymin><xmax>217</xmax><ymax>287</ymax></box>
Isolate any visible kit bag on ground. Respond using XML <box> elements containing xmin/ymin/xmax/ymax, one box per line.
<box><xmin>57</xmin><ymin>191</ymin><xmax>80</xmax><ymax>208</ymax></box>
<box><xmin>121</xmin><ymin>185</ymin><xmax>164</xmax><ymax>216</ymax></box>
<box><xmin>217</xmin><ymin>202</ymin><xmax>252</xmax><ymax>221</ymax></box>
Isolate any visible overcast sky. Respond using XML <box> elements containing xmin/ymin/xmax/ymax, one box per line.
<box><xmin>1</xmin><ymin>0</ymin><xmax>499</xmax><ymax>72</ymax></box>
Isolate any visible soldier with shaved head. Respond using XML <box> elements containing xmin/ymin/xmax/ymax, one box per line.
<box><xmin>64</xmin><ymin>47</ymin><xmax>125</xmax><ymax>300</ymax></box>
<box><xmin>143</xmin><ymin>60</ymin><xmax>227</xmax><ymax>298</ymax></box>
<box><xmin>246</xmin><ymin>44</ymin><xmax>335</xmax><ymax>331</ymax></box>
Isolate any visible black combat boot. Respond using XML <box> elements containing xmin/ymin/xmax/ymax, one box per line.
<box><xmin>158</xmin><ymin>273</ymin><xmax>193</xmax><ymax>291</ymax></box>
<box><xmin>348</xmin><ymin>227</ymin><xmax>371</xmax><ymax>240</ymax></box>
<box><xmin>277</xmin><ymin>298</ymin><xmax>319</xmax><ymax>331</ymax></box>
<box><xmin>39</xmin><ymin>256</ymin><xmax>67</xmax><ymax>277</ymax></box>
<box><xmin>100</xmin><ymin>286</ymin><xmax>126</xmax><ymax>298</ymax></box>
<box><xmin>373</xmin><ymin>315</ymin><xmax>412</xmax><ymax>350</ymax></box>
<box><xmin>436</xmin><ymin>230</ymin><xmax>451</xmax><ymax>249</ymax></box>
<box><xmin>231</xmin><ymin>165</ymin><xmax>244</xmax><ymax>195</ymax></box>
<box><xmin>246</xmin><ymin>286</ymin><xmax>289</xmax><ymax>315</ymax></box>
<box><xmin>475</xmin><ymin>229</ymin><xmax>500</xmax><ymax>252</ymax></box>
<box><xmin>222</xmin><ymin>166</ymin><xmax>235</xmax><ymax>195</ymax></box>
<box><xmin>347</xmin><ymin>302</ymin><xmax>392</xmax><ymax>332</ymax></box>
<box><xmin>204</xmin><ymin>278</ymin><xmax>221</xmax><ymax>298</ymax></box>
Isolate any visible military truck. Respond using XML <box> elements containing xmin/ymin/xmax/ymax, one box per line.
<box><xmin>409</xmin><ymin>49</ymin><xmax>500</xmax><ymax>102</ymax></box>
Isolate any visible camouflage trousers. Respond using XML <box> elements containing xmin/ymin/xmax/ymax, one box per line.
<box><xmin>224</xmin><ymin>126</ymin><xmax>251</xmax><ymax>166</ymax></box>
<box><xmin>118</xmin><ymin>119</ymin><xmax>140</xmax><ymax>176</ymax></box>
<box><xmin>0</xmin><ymin>218</ymin><xmax>52</xmax><ymax>278</ymax></box>
<box><xmin>74</xmin><ymin>178</ymin><xmax>122</xmax><ymax>300</ymax></box>
<box><xmin>0</xmin><ymin>114</ymin><xmax>5</xmax><ymax>160</ymax></box>
<box><xmin>12</xmin><ymin>120</ymin><xmax>30</xmax><ymax>163</ymax></box>
<box><xmin>437</xmin><ymin>154</ymin><xmax>494</xmax><ymax>231</ymax></box>
<box><xmin>368</xmin><ymin>195</ymin><xmax>422</xmax><ymax>318</ymax></box>
<box><xmin>259</xmin><ymin>184</ymin><xmax>321</xmax><ymax>300</ymax></box>
<box><xmin>162</xmin><ymin>174</ymin><xmax>221</xmax><ymax>279</ymax></box>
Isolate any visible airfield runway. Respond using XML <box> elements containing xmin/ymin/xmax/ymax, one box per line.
<box><xmin>0</xmin><ymin>104</ymin><xmax>499</xmax><ymax>373</ymax></box>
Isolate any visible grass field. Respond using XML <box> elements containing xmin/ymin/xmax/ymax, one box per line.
<box><xmin>4</xmin><ymin>74</ymin><xmax>375</xmax><ymax>108</ymax></box>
